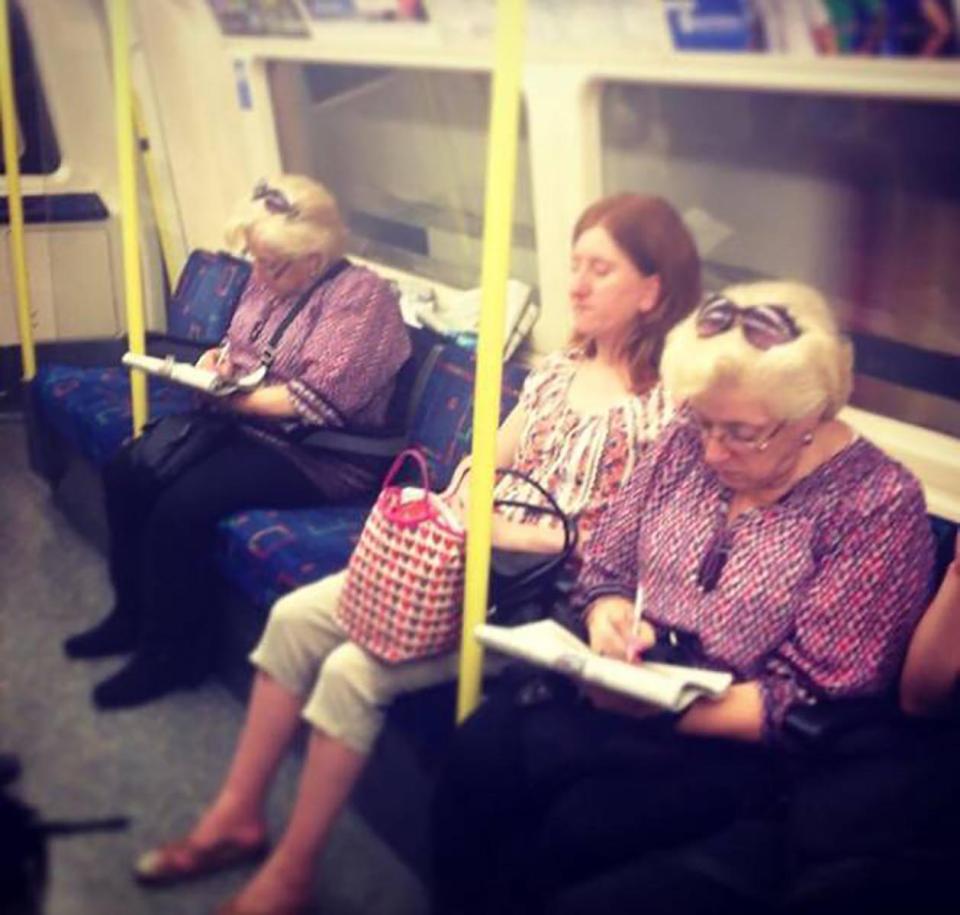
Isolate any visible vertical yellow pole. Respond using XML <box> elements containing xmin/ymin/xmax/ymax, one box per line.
<box><xmin>110</xmin><ymin>0</ymin><xmax>148</xmax><ymax>434</ymax></box>
<box><xmin>456</xmin><ymin>0</ymin><xmax>527</xmax><ymax>722</ymax></box>
<box><xmin>0</xmin><ymin>0</ymin><xmax>35</xmax><ymax>380</ymax></box>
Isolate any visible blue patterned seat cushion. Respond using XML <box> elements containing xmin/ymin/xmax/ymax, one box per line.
<box><xmin>215</xmin><ymin>343</ymin><xmax>530</xmax><ymax>611</ymax></box>
<box><xmin>33</xmin><ymin>364</ymin><xmax>196</xmax><ymax>466</ymax></box>
<box><xmin>167</xmin><ymin>250</ymin><xmax>250</xmax><ymax>343</ymax></box>
<box><xmin>217</xmin><ymin>504</ymin><xmax>373</xmax><ymax>610</ymax></box>
<box><xmin>408</xmin><ymin>343</ymin><xmax>528</xmax><ymax>488</ymax></box>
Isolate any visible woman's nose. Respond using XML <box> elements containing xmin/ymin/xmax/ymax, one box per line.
<box><xmin>702</xmin><ymin>432</ymin><xmax>732</xmax><ymax>465</ymax></box>
<box><xmin>570</xmin><ymin>269</ymin><xmax>589</xmax><ymax>296</ymax></box>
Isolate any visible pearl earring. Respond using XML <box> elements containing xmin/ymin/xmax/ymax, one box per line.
<box><xmin>801</xmin><ymin>432</ymin><xmax>814</xmax><ymax>446</ymax></box>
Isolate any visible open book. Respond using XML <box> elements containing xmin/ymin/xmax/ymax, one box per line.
<box><xmin>476</xmin><ymin>619</ymin><xmax>732</xmax><ymax>713</ymax></box>
<box><xmin>121</xmin><ymin>352</ymin><xmax>258</xmax><ymax>397</ymax></box>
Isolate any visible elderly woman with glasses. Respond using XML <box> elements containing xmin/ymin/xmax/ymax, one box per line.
<box><xmin>64</xmin><ymin>174</ymin><xmax>412</xmax><ymax>709</ymax></box>
<box><xmin>431</xmin><ymin>280</ymin><xmax>935</xmax><ymax>915</ymax></box>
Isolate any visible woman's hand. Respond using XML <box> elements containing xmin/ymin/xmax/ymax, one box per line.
<box><xmin>195</xmin><ymin>348</ymin><xmax>220</xmax><ymax>372</ymax></box>
<box><xmin>584</xmin><ymin>596</ymin><xmax>654</xmax><ymax>661</ymax></box>
<box><xmin>441</xmin><ymin>459</ymin><xmax>472</xmax><ymax>524</ymax></box>
<box><xmin>490</xmin><ymin>516</ymin><xmax>565</xmax><ymax>554</ymax></box>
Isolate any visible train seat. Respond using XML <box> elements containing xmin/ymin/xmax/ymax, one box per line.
<box><xmin>30</xmin><ymin>366</ymin><xmax>193</xmax><ymax>468</ymax></box>
<box><xmin>213</xmin><ymin>341</ymin><xmax>528</xmax><ymax>669</ymax></box>
<box><xmin>28</xmin><ymin>250</ymin><xmax>250</xmax><ymax>476</ymax></box>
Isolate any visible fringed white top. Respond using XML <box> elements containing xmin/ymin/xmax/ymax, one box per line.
<box><xmin>494</xmin><ymin>349</ymin><xmax>674</xmax><ymax>567</ymax></box>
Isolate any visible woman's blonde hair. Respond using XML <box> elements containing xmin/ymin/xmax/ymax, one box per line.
<box><xmin>660</xmin><ymin>280</ymin><xmax>854</xmax><ymax>421</ymax></box>
<box><xmin>571</xmin><ymin>193</ymin><xmax>701</xmax><ymax>392</ymax></box>
<box><xmin>225</xmin><ymin>174</ymin><xmax>347</xmax><ymax>270</ymax></box>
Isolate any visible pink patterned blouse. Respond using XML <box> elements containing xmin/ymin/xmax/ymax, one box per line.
<box><xmin>574</xmin><ymin>414</ymin><xmax>935</xmax><ymax>740</ymax></box>
<box><xmin>223</xmin><ymin>261</ymin><xmax>411</xmax><ymax>494</ymax></box>
<box><xmin>494</xmin><ymin>350</ymin><xmax>674</xmax><ymax>567</ymax></box>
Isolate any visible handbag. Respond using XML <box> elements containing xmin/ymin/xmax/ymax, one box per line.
<box><xmin>124</xmin><ymin>410</ymin><xmax>235</xmax><ymax>489</ymax></box>
<box><xmin>335</xmin><ymin>448</ymin><xmax>577</xmax><ymax>664</ymax></box>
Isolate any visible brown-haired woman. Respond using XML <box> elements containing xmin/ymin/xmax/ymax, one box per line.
<box><xmin>129</xmin><ymin>193</ymin><xmax>700</xmax><ymax>915</ymax></box>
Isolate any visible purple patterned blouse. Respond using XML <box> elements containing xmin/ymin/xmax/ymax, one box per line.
<box><xmin>574</xmin><ymin>414</ymin><xmax>935</xmax><ymax>740</ymax></box>
<box><xmin>222</xmin><ymin>262</ymin><xmax>411</xmax><ymax>494</ymax></box>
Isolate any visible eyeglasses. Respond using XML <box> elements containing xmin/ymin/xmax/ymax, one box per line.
<box><xmin>697</xmin><ymin>529</ymin><xmax>731</xmax><ymax>593</ymax></box>
<box><xmin>696</xmin><ymin>293</ymin><xmax>800</xmax><ymax>351</ymax></box>
<box><xmin>252</xmin><ymin>180</ymin><xmax>299</xmax><ymax>219</ymax></box>
<box><xmin>691</xmin><ymin>412</ymin><xmax>786</xmax><ymax>454</ymax></box>
<box><xmin>256</xmin><ymin>257</ymin><xmax>293</xmax><ymax>280</ymax></box>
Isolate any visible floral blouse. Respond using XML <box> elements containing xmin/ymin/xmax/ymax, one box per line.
<box><xmin>494</xmin><ymin>350</ymin><xmax>674</xmax><ymax>567</ymax></box>
<box><xmin>574</xmin><ymin>413</ymin><xmax>935</xmax><ymax>740</ymax></box>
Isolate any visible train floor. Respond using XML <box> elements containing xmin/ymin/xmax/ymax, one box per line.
<box><xmin>0</xmin><ymin>417</ymin><xmax>427</xmax><ymax>915</ymax></box>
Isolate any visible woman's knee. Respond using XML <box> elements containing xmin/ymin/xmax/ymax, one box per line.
<box><xmin>304</xmin><ymin>646</ymin><xmax>387</xmax><ymax>753</ymax></box>
<box><xmin>251</xmin><ymin>592</ymin><xmax>336</xmax><ymax>691</ymax></box>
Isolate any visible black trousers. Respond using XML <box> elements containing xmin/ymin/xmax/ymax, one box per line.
<box><xmin>431</xmin><ymin>688</ymin><xmax>782</xmax><ymax>915</ymax></box>
<box><xmin>103</xmin><ymin>428</ymin><xmax>330</xmax><ymax>676</ymax></box>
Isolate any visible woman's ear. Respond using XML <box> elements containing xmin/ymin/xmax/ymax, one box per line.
<box><xmin>636</xmin><ymin>274</ymin><xmax>662</xmax><ymax>315</ymax></box>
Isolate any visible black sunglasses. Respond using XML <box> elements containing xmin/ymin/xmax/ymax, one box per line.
<box><xmin>252</xmin><ymin>180</ymin><xmax>299</xmax><ymax>219</ymax></box>
<box><xmin>696</xmin><ymin>293</ymin><xmax>801</xmax><ymax>351</ymax></box>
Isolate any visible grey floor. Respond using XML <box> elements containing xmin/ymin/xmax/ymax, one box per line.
<box><xmin>0</xmin><ymin>418</ymin><xmax>427</xmax><ymax>915</ymax></box>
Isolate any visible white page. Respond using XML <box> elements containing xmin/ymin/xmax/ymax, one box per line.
<box><xmin>122</xmin><ymin>352</ymin><xmax>233</xmax><ymax>396</ymax></box>
<box><xmin>476</xmin><ymin>620</ymin><xmax>733</xmax><ymax>712</ymax></box>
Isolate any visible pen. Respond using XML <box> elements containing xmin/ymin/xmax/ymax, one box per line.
<box><xmin>627</xmin><ymin>583</ymin><xmax>645</xmax><ymax>663</ymax></box>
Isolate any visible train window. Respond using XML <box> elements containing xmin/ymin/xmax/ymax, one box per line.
<box><xmin>600</xmin><ymin>82</ymin><xmax>960</xmax><ymax>437</ymax></box>
<box><xmin>268</xmin><ymin>62</ymin><xmax>537</xmax><ymax>290</ymax></box>
<box><xmin>0</xmin><ymin>1</ymin><xmax>60</xmax><ymax>175</ymax></box>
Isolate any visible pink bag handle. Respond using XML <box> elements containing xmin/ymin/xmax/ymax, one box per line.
<box><xmin>380</xmin><ymin>448</ymin><xmax>434</xmax><ymax>525</ymax></box>
<box><xmin>382</xmin><ymin>447</ymin><xmax>431</xmax><ymax>490</ymax></box>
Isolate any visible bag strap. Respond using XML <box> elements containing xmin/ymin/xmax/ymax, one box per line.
<box><xmin>493</xmin><ymin>467</ymin><xmax>578</xmax><ymax>563</ymax></box>
<box><xmin>258</xmin><ymin>258</ymin><xmax>351</xmax><ymax>369</ymax></box>
<box><xmin>453</xmin><ymin>463</ymin><xmax>577</xmax><ymax>560</ymax></box>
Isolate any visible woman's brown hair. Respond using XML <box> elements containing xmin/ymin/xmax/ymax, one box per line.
<box><xmin>572</xmin><ymin>193</ymin><xmax>701</xmax><ymax>391</ymax></box>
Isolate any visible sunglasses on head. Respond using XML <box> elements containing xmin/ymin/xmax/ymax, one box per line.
<box><xmin>696</xmin><ymin>293</ymin><xmax>800</xmax><ymax>350</ymax></box>
<box><xmin>252</xmin><ymin>180</ymin><xmax>299</xmax><ymax>219</ymax></box>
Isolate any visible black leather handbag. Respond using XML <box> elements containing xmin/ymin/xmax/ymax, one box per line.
<box><xmin>488</xmin><ymin>468</ymin><xmax>578</xmax><ymax>625</ymax></box>
<box><xmin>124</xmin><ymin>410</ymin><xmax>235</xmax><ymax>489</ymax></box>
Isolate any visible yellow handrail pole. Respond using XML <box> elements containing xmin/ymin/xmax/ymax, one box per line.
<box><xmin>456</xmin><ymin>0</ymin><xmax>527</xmax><ymax>722</ymax></box>
<box><xmin>109</xmin><ymin>0</ymin><xmax>147</xmax><ymax>435</ymax></box>
<box><xmin>0</xmin><ymin>0</ymin><xmax>35</xmax><ymax>380</ymax></box>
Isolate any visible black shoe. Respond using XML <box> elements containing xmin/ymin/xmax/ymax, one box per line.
<box><xmin>92</xmin><ymin>654</ymin><xmax>206</xmax><ymax>710</ymax></box>
<box><xmin>64</xmin><ymin>611</ymin><xmax>138</xmax><ymax>659</ymax></box>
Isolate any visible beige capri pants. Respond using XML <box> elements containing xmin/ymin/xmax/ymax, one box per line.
<box><xmin>250</xmin><ymin>570</ymin><xmax>468</xmax><ymax>754</ymax></box>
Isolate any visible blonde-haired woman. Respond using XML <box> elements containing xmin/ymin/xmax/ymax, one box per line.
<box><xmin>432</xmin><ymin>280</ymin><xmax>935</xmax><ymax>915</ymax></box>
<box><xmin>64</xmin><ymin>175</ymin><xmax>411</xmax><ymax>709</ymax></box>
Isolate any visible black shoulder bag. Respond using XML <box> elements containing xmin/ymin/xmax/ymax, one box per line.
<box><xmin>488</xmin><ymin>468</ymin><xmax>578</xmax><ymax>626</ymax></box>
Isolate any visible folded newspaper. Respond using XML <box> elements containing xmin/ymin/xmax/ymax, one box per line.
<box><xmin>476</xmin><ymin>619</ymin><xmax>732</xmax><ymax>713</ymax></box>
<box><xmin>121</xmin><ymin>352</ymin><xmax>256</xmax><ymax>397</ymax></box>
